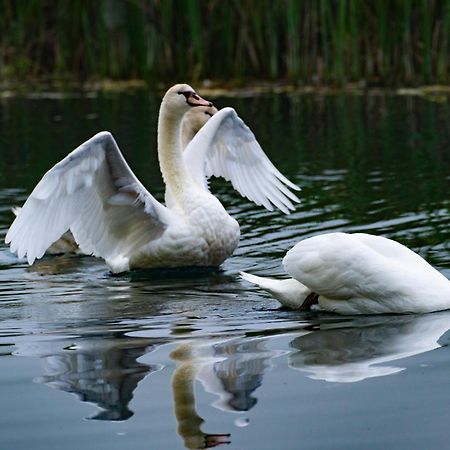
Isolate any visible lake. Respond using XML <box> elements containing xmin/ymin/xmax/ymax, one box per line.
<box><xmin>0</xmin><ymin>88</ymin><xmax>449</xmax><ymax>450</ymax></box>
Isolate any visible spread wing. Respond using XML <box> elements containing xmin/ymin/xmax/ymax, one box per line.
<box><xmin>183</xmin><ymin>107</ymin><xmax>300</xmax><ymax>214</ymax></box>
<box><xmin>6</xmin><ymin>132</ymin><xmax>168</xmax><ymax>265</ymax></box>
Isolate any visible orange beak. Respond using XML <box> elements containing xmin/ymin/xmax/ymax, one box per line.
<box><xmin>183</xmin><ymin>91</ymin><xmax>213</xmax><ymax>107</ymax></box>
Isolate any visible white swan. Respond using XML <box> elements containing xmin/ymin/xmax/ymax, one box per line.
<box><xmin>6</xmin><ymin>84</ymin><xmax>299</xmax><ymax>273</ymax></box>
<box><xmin>180</xmin><ymin>104</ymin><xmax>218</xmax><ymax>150</ymax></box>
<box><xmin>241</xmin><ymin>232</ymin><xmax>450</xmax><ymax>314</ymax></box>
<box><xmin>11</xmin><ymin>104</ymin><xmax>219</xmax><ymax>255</ymax></box>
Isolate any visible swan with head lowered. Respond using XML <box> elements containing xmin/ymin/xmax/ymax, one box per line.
<box><xmin>241</xmin><ymin>232</ymin><xmax>450</xmax><ymax>314</ymax></box>
<box><xmin>6</xmin><ymin>84</ymin><xmax>299</xmax><ymax>273</ymax></box>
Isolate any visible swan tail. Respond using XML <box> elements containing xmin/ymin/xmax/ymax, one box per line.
<box><xmin>240</xmin><ymin>271</ymin><xmax>313</xmax><ymax>310</ymax></box>
<box><xmin>240</xmin><ymin>271</ymin><xmax>275</xmax><ymax>290</ymax></box>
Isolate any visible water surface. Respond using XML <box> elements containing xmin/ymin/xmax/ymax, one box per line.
<box><xmin>0</xmin><ymin>90</ymin><xmax>449</xmax><ymax>449</ymax></box>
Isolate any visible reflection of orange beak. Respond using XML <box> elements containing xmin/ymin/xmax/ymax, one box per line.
<box><xmin>187</xmin><ymin>92</ymin><xmax>213</xmax><ymax>108</ymax></box>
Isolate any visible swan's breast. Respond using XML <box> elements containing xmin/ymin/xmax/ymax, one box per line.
<box><xmin>131</xmin><ymin>192</ymin><xmax>240</xmax><ymax>268</ymax></box>
<box><xmin>186</xmin><ymin>193</ymin><xmax>240</xmax><ymax>265</ymax></box>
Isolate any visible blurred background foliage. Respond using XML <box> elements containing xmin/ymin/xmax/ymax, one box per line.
<box><xmin>0</xmin><ymin>0</ymin><xmax>449</xmax><ymax>85</ymax></box>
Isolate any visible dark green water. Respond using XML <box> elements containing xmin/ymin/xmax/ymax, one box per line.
<box><xmin>0</xmin><ymin>90</ymin><xmax>449</xmax><ymax>450</ymax></box>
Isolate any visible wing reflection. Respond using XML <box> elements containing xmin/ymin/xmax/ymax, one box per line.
<box><xmin>288</xmin><ymin>312</ymin><xmax>450</xmax><ymax>383</ymax></box>
<box><xmin>171</xmin><ymin>337</ymin><xmax>281</xmax><ymax>449</ymax></box>
<box><xmin>17</xmin><ymin>333</ymin><xmax>161</xmax><ymax>420</ymax></box>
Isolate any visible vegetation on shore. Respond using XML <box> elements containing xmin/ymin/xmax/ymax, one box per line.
<box><xmin>0</xmin><ymin>0</ymin><xmax>449</xmax><ymax>86</ymax></box>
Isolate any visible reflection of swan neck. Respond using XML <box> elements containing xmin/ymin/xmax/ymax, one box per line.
<box><xmin>158</xmin><ymin>104</ymin><xmax>195</xmax><ymax>200</ymax></box>
<box><xmin>171</xmin><ymin>343</ymin><xmax>231</xmax><ymax>449</ymax></box>
<box><xmin>172</xmin><ymin>362</ymin><xmax>205</xmax><ymax>449</ymax></box>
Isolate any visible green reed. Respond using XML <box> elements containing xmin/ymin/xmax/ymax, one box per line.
<box><xmin>0</xmin><ymin>0</ymin><xmax>448</xmax><ymax>85</ymax></box>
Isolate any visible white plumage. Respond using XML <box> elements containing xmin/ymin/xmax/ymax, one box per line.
<box><xmin>183</xmin><ymin>108</ymin><xmax>299</xmax><ymax>214</ymax></box>
<box><xmin>7</xmin><ymin>131</ymin><xmax>167</xmax><ymax>271</ymax></box>
<box><xmin>241</xmin><ymin>232</ymin><xmax>450</xmax><ymax>314</ymax></box>
<box><xmin>6</xmin><ymin>84</ymin><xmax>299</xmax><ymax>273</ymax></box>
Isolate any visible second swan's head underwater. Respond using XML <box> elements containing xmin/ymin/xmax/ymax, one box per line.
<box><xmin>241</xmin><ymin>232</ymin><xmax>450</xmax><ymax>315</ymax></box>
<box><xmin>6</xmin><ymin>83</ymin><xmax>300</xmax><ymax>273</ymax></box>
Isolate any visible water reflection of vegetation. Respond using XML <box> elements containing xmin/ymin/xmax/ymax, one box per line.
<box><xmin>0</xmin><ymin>91</ymin><xmax>448</xmax><ymax>267</ymax></box>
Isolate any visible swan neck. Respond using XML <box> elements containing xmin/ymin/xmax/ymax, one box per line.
<box><xmin>181</xmin><ymin>122</ymin><xmax>196</xmax><ymax>151</ymax></box>
<box><xmin>158</xmin><ymin>105</ymin><xmax>195</xmax><ymax>197</ymax></box>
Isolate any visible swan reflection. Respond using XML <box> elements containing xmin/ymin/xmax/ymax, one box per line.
<box><xmin>13</xmin><ymin>309</ymin><xmax>449</xmax><ymax>447</ymax></box>
<box><xmin>288</xmin><ymin>312</ymin><xmax>450</xmax><ymax>383</ymax></box>
<box><xmin>13</xmin><ymin>328</ymin><xmax>278</xmax><ymax>448</ymax></box>
<box><xmin>170</xmin><ymin>337</ymin><xmax>281</xmax><ymax>448</ymax></box>
<box><xmin>16</xmin><ymin>333</ymin><xmax>161</xmax><ymax>420</ymax></box>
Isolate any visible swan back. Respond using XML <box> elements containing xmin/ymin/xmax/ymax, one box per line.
<box><xmin>283</xmin><ymin>232</ymin><xmax>450</xmax><ymax>314</ymax></box>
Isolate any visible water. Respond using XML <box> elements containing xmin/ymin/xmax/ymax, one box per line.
<box><xmin>0</xmin><ymin>90</ymin><xmax>449</xmax><ymax>450</ymax></box>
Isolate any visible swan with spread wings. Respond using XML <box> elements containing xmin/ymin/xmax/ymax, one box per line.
<box><xmin>6</xmin><ymin>84</ymin><xmax>299</xmax><ymax>273</ymax></box>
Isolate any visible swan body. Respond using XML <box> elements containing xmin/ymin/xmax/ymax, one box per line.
<box><xmin>241</xmin><ymin>232</ymin><xmax>450</xmax><ymax>314</ymax></box>
<box><xmin>6</xmin><ymin>84</ymin><xmax>299</xmax><ymax>273</ymax></box>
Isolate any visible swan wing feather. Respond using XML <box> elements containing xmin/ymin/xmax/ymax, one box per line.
<box><xmin>183</xmin><ymin>107</ymin><xmax>300</xmax><ymax>214</ymax></box>
<box><xmin>5</xmin><ymin>131</ymin><xmax>167</xmax><ymax>264</ymax></box>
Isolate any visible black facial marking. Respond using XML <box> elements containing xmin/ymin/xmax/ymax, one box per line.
<box><xmin>204</xmin><ymin>111</ymin><xmax>213</xmax><ymax>117</ymax></box>
<box><xmin>177</xmin><ymin>90</ymin><xmax>212</xmax><ymax>107</ymax></box>
<box><xmin>177</xmin><ymin>90</ymin><xmax>194</xmax><ymax>100</ymax></box>
<box><xmin>178</xmin><ymin>90</ymin><xmax>198</xmax><ymax>106</ymax></box>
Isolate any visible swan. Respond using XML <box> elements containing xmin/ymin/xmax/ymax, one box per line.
<box><xmin>241</xmin><ymin>232</ymin><xmax>450</xmax><ymax>314</ymax></box>
<box><xmin>11</xmin><ymin>104</ymin><xmax>219</xmax><ymax>255</ymax></box>
<box><xmin>180</xmin><ymin>104</ymin><xmax>218</xmax><ymax>150</ymax></box>
<box><xmin>6</xmin><ymin>84</ymin><xmax>299</xmax><ymax>273</ymax></box>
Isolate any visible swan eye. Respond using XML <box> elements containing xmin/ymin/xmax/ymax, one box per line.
<box><xmin>204</xmin><ymin>111</ymin><xmax>213</xmax><ymax>117</ymax></box>
<box><xmin>178</xmin><ymin>90</ymin><xmax>198</xmax><ymax>106</ymax></box>
<box><xmin>178</xmin><ymin>90</ymin><xmax>195</xmax><ymax>100</ymax></box>
<box><xmin>177</xmin><ymin>90</ymin><xmax>212</xmax><ymax>108</ymax></box>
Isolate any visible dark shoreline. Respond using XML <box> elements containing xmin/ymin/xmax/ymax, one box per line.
<box><xmin>1</xmin><ymin>78</ymin><xmax>449</xmax><ymax>99</ymax></box>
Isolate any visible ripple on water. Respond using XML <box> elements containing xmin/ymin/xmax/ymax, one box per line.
<box><xmin>0</xmin><ymin>92</ymin><xmax>449</xmax><ymax>449</ymax></box>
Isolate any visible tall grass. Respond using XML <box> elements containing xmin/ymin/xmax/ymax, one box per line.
<box><xmin>0</xmin><ymin>0</ymin><xmax>448</xmax><ymax>85</ymax></box>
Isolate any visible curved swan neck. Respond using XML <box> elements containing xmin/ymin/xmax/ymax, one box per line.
<box><xmin>157</xmin><ymin>104</ymin><xmax>196</xmax><ymax>198</ymax></box>
<box><xmin>171</xmin><ymin>344</ymin><xmax>205</xmax><ymax>449</ymax></box>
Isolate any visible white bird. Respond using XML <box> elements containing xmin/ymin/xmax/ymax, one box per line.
<box><xmin>241</xmin><ymin>232</ymin><xmax>450</xmax><ymax>314</ymax></box>
<box><xmin>6</xmin><ymin>84</ymin><xmax>299</xmax><ymax>273</ymax></box>
<box><xmin>10</xmin><ymin>104</ymin><xmax>219</xmax><ymax>255</ymax></box>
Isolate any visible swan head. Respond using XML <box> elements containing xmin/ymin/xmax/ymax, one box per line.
<box><xmin>162</xmin><ymin>84</ymin><xmax>213</xmax><ymax>118</ymax></box>
<box><xmin>183</xmin><ymin>104</ymin><xmax>218</xmax><ymax>130</ymax></box>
